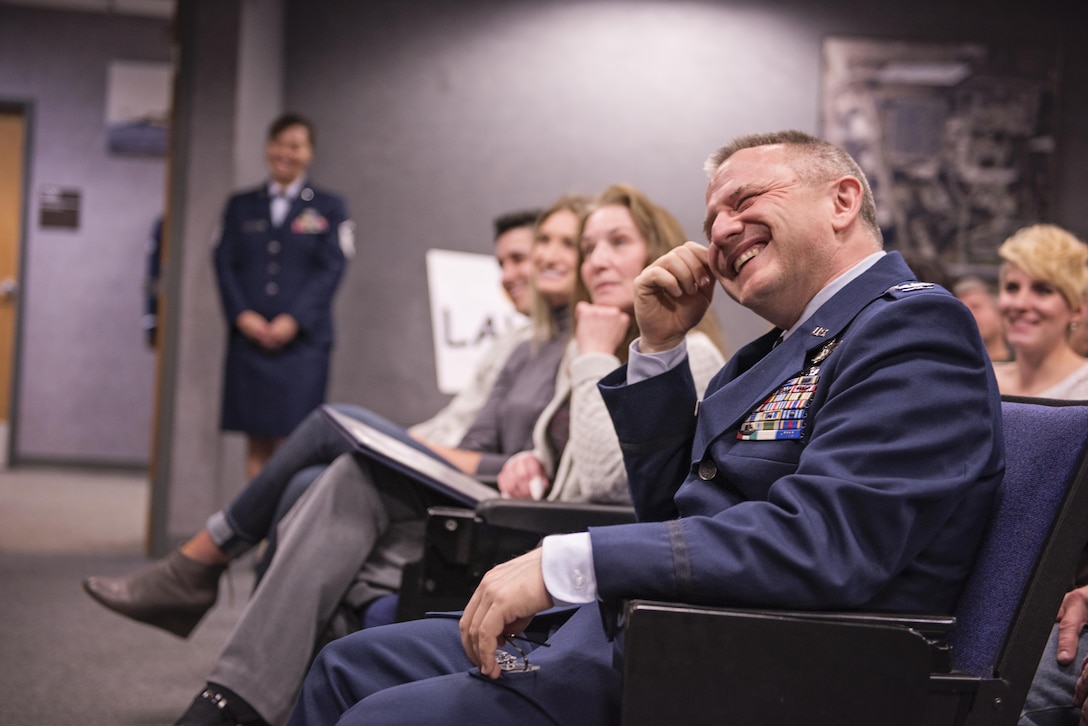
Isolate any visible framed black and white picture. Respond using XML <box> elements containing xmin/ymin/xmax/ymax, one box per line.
<box><xmin>822</xmin><ymin>37</ymin><xmax>1060</xmax><ymax>277</ymax></box>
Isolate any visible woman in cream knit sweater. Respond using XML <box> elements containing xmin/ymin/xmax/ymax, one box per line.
<box><xmin>499</xmin><ymin>183</ymin><xmax>726</xmax><ymax>505</ymax></box>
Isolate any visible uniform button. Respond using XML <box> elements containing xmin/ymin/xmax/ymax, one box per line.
<box><xmin>573</xmin><ymin>569</ymin><xmax>586</xmax><ymax>590</ymax></box>
<box><xmin>268</xmin><ymin>262</ymin><xmax>280</xmax><ymax>275</ymax></box>
<box><xmin>698</xmin><ymin>459</ymin><xmax>717</xmax><ymax>481</ymax></box>
<box><xmin>265</xmin><ymin>281</ymin><xmax>279</xmax><ymax>296</ymax></box>
<box><xmin>268</xmin><ymin>240</ymin><xmax>281</xmax><ymax>254</ymax></box>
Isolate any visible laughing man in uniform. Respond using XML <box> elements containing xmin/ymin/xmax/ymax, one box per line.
<box><xmin>289</xmin><ymin>130</ymin><xmax>1004</xmax><ymax>726</ymax></box>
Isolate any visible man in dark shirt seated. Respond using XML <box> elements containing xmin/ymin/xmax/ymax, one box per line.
<box><xmin>288</xmin><ymin>130</ymin><xmax>1005</xmax><ymax>726</ymax></box>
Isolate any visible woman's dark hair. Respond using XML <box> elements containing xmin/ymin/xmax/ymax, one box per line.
<box><xmin>267</xmin><ymin>113</ymin><xmax>315</xmax><ymax>146</ymax></box>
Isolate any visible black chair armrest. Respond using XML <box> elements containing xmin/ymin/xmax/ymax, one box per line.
<box><xmin>474</xmin><ymin>499</ymin><xmax>637</xmax><ymax>534</ymax></box>
<box><xmin>397</xmin><ymin>503</ymin><xmax>636</xmax><ymax>622</ymax></box>
<box><xmin>618</xmin><ymin>599</ymin><xmax>941</xmax><ymax>726</ymax></box>
<box><xmin>739</xmin><ymin>608</ymin><xmax>958</xmax><ymax>669</ymax></box>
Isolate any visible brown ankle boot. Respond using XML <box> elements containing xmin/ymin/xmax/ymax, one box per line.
<box><xmin>82</xmin><ymin>550</ymin><xmax>227</xmax><ymax>638</ymax></box>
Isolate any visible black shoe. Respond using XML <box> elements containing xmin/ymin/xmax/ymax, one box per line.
<box><xmin>175</xmin><ymin>685</ymin><xmax>269</xmax><ymax>726</ymax></box>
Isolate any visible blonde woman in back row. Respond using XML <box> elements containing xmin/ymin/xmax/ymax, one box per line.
<box><xmin>992</xmin><ymin>224</ymin><xmax>1088</xmax><ymax>399</ymax></box>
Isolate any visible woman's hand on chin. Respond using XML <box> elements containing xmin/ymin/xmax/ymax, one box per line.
<box><xmin>574</xmin><ymin>301</ymin><xmax>630</xmax><ymax>355</ymax></box>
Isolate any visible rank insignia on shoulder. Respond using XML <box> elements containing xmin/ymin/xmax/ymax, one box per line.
<box><xmin>338</xmin><ymin>220</ymin><xmax>356</xmax><ymax>258</ymax></box>
<box><xmin>887</xmin><ymin>282</ymin><xmax>935</xmax><ymax>293</ymax></box>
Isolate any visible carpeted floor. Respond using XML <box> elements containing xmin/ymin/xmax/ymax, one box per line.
<box><xmin>0</xmin><ymin>467</ymin><xmax>252</xmax><ymax>726</ymax></box>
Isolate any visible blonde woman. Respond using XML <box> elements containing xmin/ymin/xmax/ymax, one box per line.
<box><xmin>992</xmin><ymin>224</ymin><xmax>1088</xmax><ymax>399</ymax></box>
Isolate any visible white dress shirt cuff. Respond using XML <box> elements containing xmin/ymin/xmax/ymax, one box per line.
<box><xmin>541</xmin><ymin>532</ymin><xmax>598</xmax><ymax>605</ymax></box>
<box><xmin>627</xmin><ymin>337</ymin><xmax>688</xmax><ymax>384</ymax></box>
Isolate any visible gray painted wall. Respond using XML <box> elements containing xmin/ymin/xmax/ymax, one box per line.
<box><xmin>234</xmin><ymin>0</ymin><xmax>285</xmax><ymax>187</ymax></box>
<box><xmin>290</xmin><ymin>0</ymin><xmax>807</xmax><ymax>425</ymax></box>
<box><xmin>283</xmin><ymin>0</ymin><xmax>1087</xmax><ymax>420</ymax></box>
<box><xmin>0</xmin><ymin>5</ymin><xmax>171</xmax><ymax>466</ymax></box>
<box><xmin>155</xmin><ymin>0</ymin><xmax>1086</xmax><ymax>547</ymax></box>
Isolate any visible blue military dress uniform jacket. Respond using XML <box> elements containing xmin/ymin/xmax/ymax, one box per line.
<box><xmin>484</xmin><ymin>252</ymin><xmax>1004</xmax><ymax>724</ymax></box>
<box><xmin>593</xmin><ymin>251</ymin><xmax>1004</xmax><ymax>613</ymax></box>
<box><xmin>214</xmin><ymin>182</ymin><xmax>350</xmax><ymax>436</ymax></box>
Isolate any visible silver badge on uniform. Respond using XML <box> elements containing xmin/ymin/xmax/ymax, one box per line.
<box><xmin>809</xmin><ymin>338</ymin><xmax>840</xmax><ymax>365</ymax></box>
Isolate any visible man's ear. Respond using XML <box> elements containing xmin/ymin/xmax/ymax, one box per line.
<box><xmin>829</xmin><ymin>176</ymin><xmax>864</xmax><ymax>232</ymax></box>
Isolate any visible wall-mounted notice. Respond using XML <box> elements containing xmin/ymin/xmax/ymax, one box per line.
<box><xmin>39</xmin><ymin>186</ymin><xmax>81</xmax><ymax>229</ymax></box>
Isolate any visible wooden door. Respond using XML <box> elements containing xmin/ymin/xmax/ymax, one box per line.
<box><xmin>0</xmin><ymin>108</ymin><xmax>26</xmax><ymax>424</ymax></box>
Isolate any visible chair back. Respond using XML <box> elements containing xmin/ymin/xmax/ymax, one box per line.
<box><xmin>949</xmin><ymin>397</ymin><xmax>1088</xmax><ymax>688</ymax></box>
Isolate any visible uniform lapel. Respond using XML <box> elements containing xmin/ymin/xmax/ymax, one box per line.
<box><xmin>691</xmin><ymin>253</ymin><xmax>915</xmax><ymax>453</ymax></box>
<box><xmin>258</xmin><ymin>187</ymin><xmax>276</xmax><ymax>229</ymax></box>
<box><xmin>693</xmin><ymin>326</ymin><xmax>811</xmax><ymax>453</ymax></box>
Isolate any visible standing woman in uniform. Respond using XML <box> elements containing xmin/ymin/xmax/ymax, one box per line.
<box><xmin>214</xmin><ymin>113</ymin><xmax>352</xmax><ymax>478</ymax></box>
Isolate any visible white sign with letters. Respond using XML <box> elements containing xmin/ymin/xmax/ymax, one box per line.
<box><xmin>426</xmin><ymin>249</ymin><xmax>526</xmax><ymax>394</ymax></box>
